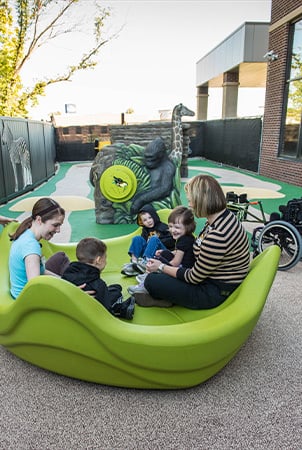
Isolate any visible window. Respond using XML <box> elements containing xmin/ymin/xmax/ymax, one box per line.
<box><xmin>76</xmin><ymin>126</ymin><xmax>82</xmax><ymax>135</ymax></box>
<box><xmin>281</xmin><ymin>19</ymin><xmax>302</xmax><ymax>159</ymax></box>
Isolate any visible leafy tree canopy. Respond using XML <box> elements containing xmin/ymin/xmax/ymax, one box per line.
<box><xmin>0</xmin><ymin>0</ymin><xmax>115</xmax><ymax>118</ymax></box>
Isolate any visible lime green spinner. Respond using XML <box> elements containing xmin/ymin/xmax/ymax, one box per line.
<box><xmin>0</xmin><ymin>218</ymin><xmax>280</xmax><ymax>389</ymax></box>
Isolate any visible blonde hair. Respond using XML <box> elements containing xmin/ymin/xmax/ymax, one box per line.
<box><xmin>185</xmin><ymin>175</ymin><xmax>226</xmax><ymax>218</ymax></box>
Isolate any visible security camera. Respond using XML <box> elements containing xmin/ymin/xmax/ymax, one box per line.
<box><xmin>263</xmin><ymin>50</ymin><xmax>278</xmax><ymax>61</ymax></box>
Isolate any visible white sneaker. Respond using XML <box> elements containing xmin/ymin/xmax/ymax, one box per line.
<box><xmin>127</xmin><ymin>284</ymin><xmax>148</xmax><ymax>295</ymax></box>
<box><xmin>136</xmin><ymin>273</ymin><xmax>148</xmax><ymax>283</ymax></box>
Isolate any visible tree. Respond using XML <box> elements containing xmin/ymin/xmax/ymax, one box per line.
<box><xmin>0</xmin><ymin>0</ymin><xmax>114</xmax><ymax>118</ymax></box>
<box><xmin>287</xmin><ymin>50</ymin><xmax>302</xmax><ymax>122</ymax></box>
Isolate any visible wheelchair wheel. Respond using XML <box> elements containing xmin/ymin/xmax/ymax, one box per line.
<box><xmin>257</xmin><ymin>220</ymin><xmax>302</xmax><ymax>271</ymax></box>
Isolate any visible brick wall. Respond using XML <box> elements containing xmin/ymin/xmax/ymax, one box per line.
<box><xmin>55</xmin><ymin>124</ymin><xmax>110</xmax><ymax>145</ymax></box>
<box><xmin>271</xmin><ymin>0</ymin><xmax>302</xmax><ymax>23</ymax></box>
<box><xmin>260</xmin><ymin>0</ymin><xmax>302</xmax><ymax>186</ymax></box>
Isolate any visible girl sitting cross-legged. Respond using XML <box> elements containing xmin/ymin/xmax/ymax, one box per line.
<box><xmin>127</xmin><ymin>206</ymin><xmax>196</xmax><ymax>295</ymax></box>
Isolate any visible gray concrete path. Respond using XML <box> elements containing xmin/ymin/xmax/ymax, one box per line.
<box><xmin>0</xmin><ymin>262</ymin><xmax>300</xmax><ymax>449</ymax></box>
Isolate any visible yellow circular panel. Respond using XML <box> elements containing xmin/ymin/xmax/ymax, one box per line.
<box><xmin>9</xmin><ymin>195</ymin><xmax>95</xmax><ymax>212</ymax></box>
<box><xmin>100</xmin><ymin>165</ymin><xmax>137</xmax><ymax>203</ymax></box>
<box><xmin>221</xmin><ymin>186</ymin><xmax>285</xmax><ymax>199</ymax></box>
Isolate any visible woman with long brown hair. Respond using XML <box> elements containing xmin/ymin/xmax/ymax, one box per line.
<box><xmin>9</xmin><ymin>197</ymin><xmax>65</xmax><ymax>299</ymax></box>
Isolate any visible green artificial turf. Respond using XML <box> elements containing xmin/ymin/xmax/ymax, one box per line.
<box><xmin>1</xmin><ymin>158</ymin><xmax>302</xmax><ymax>241</ymax></box>
<box><xmin>187</xmin><ymin>158</ymin><xmax>302</xmax><ymax>215</ymax></box>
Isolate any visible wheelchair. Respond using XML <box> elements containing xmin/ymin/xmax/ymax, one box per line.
<box><xmin>226</xmin><ymin>192</ymin><xmax>302</xmax><ymax>271</ymax></box>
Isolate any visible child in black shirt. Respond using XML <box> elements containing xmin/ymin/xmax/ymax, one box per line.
<box><xmin>121</xmin><ymin>204</ymin><xmax>174</xmax><ymax>276</ymax></box>
<box><xmin>155</xmin><ymin>206</ymin><xmax>196</xmax><ymax>269</ymax></box>
<box><xmin>62</xmin><ymin>237</ymin><xmax>135</xmax><ymax>319</ymax></box>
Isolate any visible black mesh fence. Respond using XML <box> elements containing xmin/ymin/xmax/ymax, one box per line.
<box><xmin>188</xmin><ymin>117</ymin><xmax>262</xmax><ymax>172</ymax></box>
<box><xmin>55</xmin><ymin>142</ymin><xmax>95</xmax><ymax>162</ymax></box>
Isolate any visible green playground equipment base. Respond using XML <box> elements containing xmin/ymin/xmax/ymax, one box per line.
<box><xmin>0</xmin><ymin>212</ymin><xmax>280</xmax><ymax>389</ymax></box>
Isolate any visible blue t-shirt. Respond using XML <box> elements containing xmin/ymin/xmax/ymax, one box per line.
<box><xmin>9</xmin><ymin>229</ymin><xmax>44</xmax><ymax>299</ymax></box>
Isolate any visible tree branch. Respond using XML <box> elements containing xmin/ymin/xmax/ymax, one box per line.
<box><xmin>16</xmin><ymin>0</ymin><xmax>77</xmax><ymax>73</ymax></box>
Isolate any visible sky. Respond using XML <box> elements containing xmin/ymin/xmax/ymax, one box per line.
<box><xmin>23</xmin><ymin>0</ymin><xmax>272</xmax><ymax>121</ymax></box>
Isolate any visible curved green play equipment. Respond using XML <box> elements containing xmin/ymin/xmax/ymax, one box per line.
<box><xmin>0</xmin><ymin>217</ymin><xmax>280</xmax><ymax>389</ymax></box>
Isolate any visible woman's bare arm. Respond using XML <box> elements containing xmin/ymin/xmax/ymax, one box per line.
<box><xmin>25</xmin><ymin>254</ymin><xmax>41</xmax><ymax>280</ymax></box>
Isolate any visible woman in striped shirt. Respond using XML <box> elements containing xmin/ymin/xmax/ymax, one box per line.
<box><xmin>134</xmin><ymin>174</ymin><xmax>250</xmax><ymax>309</ymax></box>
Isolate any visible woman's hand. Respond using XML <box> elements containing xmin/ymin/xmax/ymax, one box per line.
<box><xmin>155</xmin><ymin>249</ymin><xmax>163</xmax><ymax>256</ymax></box>
<box><xmin>0</xmin><ymin>215</ymin><xmax>17</xmax><ymax>226</ymax></box>
<box><xmin>78</xmin><ymin>283</ymin><xmax>96</xmax><ymax>296</ymax></box>
<box><xmin>147</xmin><ymin>259</ymin><xmax>178</xmax><ymax>279</ymax></box>
<box><xmin>146</xmin><ymin>258</ymin><xmax>161</xmax><ymax>273</ymax></box>
<box><xmin>45</xmin><ymin>269</ymin><xmax>61</xmax><ymax>278</ymax></box>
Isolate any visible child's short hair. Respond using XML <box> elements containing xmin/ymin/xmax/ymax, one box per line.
<box><xmin>168</xmin><ymin>206</ymin><xmax>196</xmax><ymax>235</ymax></box>
<box><xmin>137</xmin><ymin>211</ymin><xmax>146</xmax><ymax>227</ymax></box>
<box><xmin>137</xmin><ymin>210</ymin><xmax>153</xmax><ymax>227</ymax></box>
<box><xmin>76</xmin><ymin>237</ymin><xmax>107</xmax><ymax>264</ymax></box>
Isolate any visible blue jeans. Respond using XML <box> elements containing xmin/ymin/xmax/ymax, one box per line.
<box><xmin>128</xmin><ymin>235</ymin><xmax>167</xmax><ymax>259</ymax></box>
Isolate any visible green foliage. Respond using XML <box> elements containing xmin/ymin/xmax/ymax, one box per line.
<box><xmin>287</xmin><ymin>51</ymin><xmax>302</xmax><ymax>122</ymax></box>
<box><xmin>113</xmin><ymin>201</ymin><xmax>136</xmax><ymax>224</ymax></box>
<box><xmin>108</xmin><ymin>143</ymin><xmax>181</xmax><ymax>223</ymax></box>
<box><xmin>0</xmin><ymin>0</ymin><xmax>113</xmax><ymax>117</ymax></box>
<box><xmin>115</xmin><ymin>143</ymin><xmax>150</xmax><ymax>191</ymax></box>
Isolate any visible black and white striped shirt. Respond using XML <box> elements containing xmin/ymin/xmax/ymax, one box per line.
<box><xmin>177</xmin><ymin>209</ymin><xmax>250</xmax><ymax>285</ymax></box>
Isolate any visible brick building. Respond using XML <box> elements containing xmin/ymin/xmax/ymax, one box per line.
<box><xmin>260</xmin><ymin>0</ymin><xmax>302</xmax><ymax>186</ymax></box>
<box><xmin>196</xmin><ymin>0</ymin><xmax>302</xmax><ymax>187</ymax></box>
<box><xmin>55</xmin><ymin>123</ymin><xmax>110</xmax><ymax>146</ymax></box>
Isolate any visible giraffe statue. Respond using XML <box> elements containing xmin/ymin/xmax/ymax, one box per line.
<box><xmin>1</xmin><ymin>122</ymin><xmax>33</xmax><ymax>192</ymax></box>
<box><xmin>169</xmin><ymin>103</ymin><xmax>195</xmax><ymax>167</ymax></box>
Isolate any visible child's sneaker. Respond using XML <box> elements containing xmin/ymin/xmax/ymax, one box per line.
<box><xmin>121</xmin><ymin>296</ymin><xmax>135</xmax><ymax>320</ymax></box>
<box><xmin>112</xmin><ymin>296</ymin><xmax>135</xmax><ymax>320</ymax></box>
<box><xmin>133</xmin><ymin>258</ymin><xmax>147</xmax><ymax>274</ymax></box>
<box><xmin>121</xmin><ymin>262</ymin><xmax>140</xmax><ymax>276</ymax></box>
